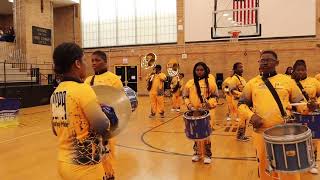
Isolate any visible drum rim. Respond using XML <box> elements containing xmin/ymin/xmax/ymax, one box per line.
<box><xmin>292</xmin><ymin>111</ymin><xmax>320</xmax><ymax>116</ymax></box>
<box><xmin>268</xmin><ymin>162</ymin><xmax>315</xmax><ymax>173</ymax></box>
<box><xmin>263</xmin><ymin>124</ymin><xmax>312</xmax><ymax>142</ymax></box>
<box><xmin>183</xmin><ymin>109</ymin><xmax>210</xmax><ymax>120</ymax></box>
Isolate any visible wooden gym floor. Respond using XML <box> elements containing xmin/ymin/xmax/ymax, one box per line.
<box><xmin>0</xmin><ymin>97</ymin><xmax>319</xmax><ymax>180</ymax></box>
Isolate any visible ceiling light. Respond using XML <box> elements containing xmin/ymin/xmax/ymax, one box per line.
<box><xmin>223</xmin><ymin>13</ymin><xmax>229</xmax><ymax>17</ymax></box>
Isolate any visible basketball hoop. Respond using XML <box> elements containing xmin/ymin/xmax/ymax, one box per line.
<box><xmin>228</xmin><ymin>30</ymin><xmax>241</xmax><ymax>42</ymax></box>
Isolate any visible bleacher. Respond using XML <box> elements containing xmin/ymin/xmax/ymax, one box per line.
<box><xmin>0</xmin><ymin>42</ymin><xmax>48</xmax><ymax>85</ymax></box>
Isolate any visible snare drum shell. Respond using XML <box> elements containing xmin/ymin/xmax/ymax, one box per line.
<box><xmin>184</xmin><ymin>110</ymin><xmax>212</xmax><ymax>140</ymax></box>
<box><xmin>293</xmin><ymin>112</ymin><xmax>320</xmax><ymax>139</ymax></box>
<box><xmin>265</xmin><ymin>140</ymin><xmax>314</xmax><ymax>172</ymax></box>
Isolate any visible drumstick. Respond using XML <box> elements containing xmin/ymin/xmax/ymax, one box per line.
<box><xmin>290</xmin><ymin>102</ymin><xmax>307</xmax><ymax>106</ymax></box>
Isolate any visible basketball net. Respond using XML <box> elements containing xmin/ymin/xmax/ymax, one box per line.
<box><xmin>228</xmin><ymin>30</ymin><xmax>241</xmax><ymax>42</ymax></box>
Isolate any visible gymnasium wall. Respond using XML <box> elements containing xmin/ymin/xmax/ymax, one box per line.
<box><xmin>53</xmin><ymin>5</ymin><xmax>82</xmax><ymax>48</ymax></box>
<box><xmin>185</xmin><ymin>0</ymin><xmax>316</xmax><ymax>42</ymax></box>
<box><xmin>82</xmin><ymin>0</ymin><xmax>320</xmax><ymax>95</ymax></box>
<box><xmin>0</xmin><ymin>14</ymin><xmax>13</xmax><ymax>29</ymax></box>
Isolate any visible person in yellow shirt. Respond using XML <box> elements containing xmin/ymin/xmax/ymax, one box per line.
<box><xmin>84</xmin><ymin>50</ymin><xmax>122</xmax><ymax>178</ymax></box>
<box><xmin>315</xmin><ymin>73</ymin><xmax>320</xmax><ymax>82</ymax></box>
<box><xmin>222</xmin><ymin>75</ymin><xmax>233</xmax><ymax>121</ymax></box>
<box><xmin>228</xmin><ymin>62</ymin><xmax>249</xmax><ymax>142</ymax></box>
<box><xmin>51</xmin><ymin>43</ymin><xmax>115</xmax><ymax>180</ymax></box>
<box><xmin>291</xmin><ymin>59</ymin><xmax>320</xmax><ymax>175</ymax></box>
<box><xmin>146</xmin><ymin>65</ymin><xmax>167</xmax><ymax>118</ymax></box>
<box><xmin>84</xmin><ymin>50</ymin><xmax>123</xmax><ymax>89</ymax></box>
<box><xmin>284</xmin><ymin>66</ymin><xmax>293</xmax><ymax>76</ymax></box>
<box><xmin>238</xmin><ymin>50</ymin><xmax>314</xmax><ymax>180</ymax></box>
<box><xmin>183</xmin><ymin>62</ymin><xmax>218</xmax><ymax>164</ymax></box>
<box><xmin>170</xmin><ymin>73</ymin><xmax>184</xmax><ymax>112</ymax></box>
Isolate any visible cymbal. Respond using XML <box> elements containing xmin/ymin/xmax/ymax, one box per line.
<box><xmin>92</xmin><ymin>85</ymin><xmax>132</xmax><ymax>137</ymax></box>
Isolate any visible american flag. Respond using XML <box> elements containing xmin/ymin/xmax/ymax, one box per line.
<box><xmin>233</xmin><ymin>0</ymin><xmax>258</xmax><ymax>25</ymax></box>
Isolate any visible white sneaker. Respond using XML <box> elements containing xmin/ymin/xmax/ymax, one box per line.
<box><xmin>309</xmin><ymin>167</ymin><xmax>319</xmax><ymax>174</ymax></box>
<box><xmin>192</xmin><ymin>155</ymin><xmax>200</xmax><ymax>162</ymax></box>
<box><xmin>235</xmin><ymin>118</ymin><xmax>240</xmax><ymax>122</ymax></box>
<box><xmin>226</xmin><ymin>117</ymin><xmax>231</xmax><ymax>121</ymax></box>
<box><xmin>203</xmin><ymin>157</ymin><xmax>212</xmax><ymax>164</ymax></box>
<box><xmin>176</xmin><ymin>109</ymin><xmax>180</xmax><ymax>112</ymax></box>
<box><xmin>171</xmin><ymin>108</ymin><xmax>175</xmax><ymax>112</ymax></box>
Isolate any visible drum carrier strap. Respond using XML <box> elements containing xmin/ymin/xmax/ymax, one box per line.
<box><xmin>90</xmin><ymin>75</ymin><xmax>96</xmax><ymax>86</ymax></box>
<box><xmin>295</xmin><ymin>80</ymin><xmax>310</xmax><ymax>101</ymax></box>
<box><xmin>261</xmin><ymin>76</ymin><xmax>287</xmax><ymax>117</ymax></box>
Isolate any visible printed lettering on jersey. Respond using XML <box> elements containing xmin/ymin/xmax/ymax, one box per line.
<box><xmin>274</xmin><ymin>82</ymin><xmax>284</xmax><ymax>89</ymax></box>
<box><xmin>51</xmin><ymin>91</ymin><xmax>68</xmax><ymax>127</ymax></box>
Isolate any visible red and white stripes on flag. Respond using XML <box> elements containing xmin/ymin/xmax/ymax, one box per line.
<box><xmin>233</xmin><ymin>0</ymin><xmax>257</xmax><ymax>25</ymax></box>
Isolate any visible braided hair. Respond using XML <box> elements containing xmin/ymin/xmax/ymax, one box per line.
<box><xmin>193</xmin><ymin>62</ymin><xmax>210</xmax><ymax>103</ymax></box>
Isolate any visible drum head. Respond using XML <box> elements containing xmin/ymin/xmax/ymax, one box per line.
<box><xmin>183</xmin><ymin>109</ymin><xmax>209</xmax><ymax>120</ymax></box>
<box><xmin>263</xmin><ymin>124</ymin><xmax>311</xmax><ymax>142</ymax></box>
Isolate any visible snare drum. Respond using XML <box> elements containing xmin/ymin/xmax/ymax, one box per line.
<box><xmin>263</xmin><ymin>124</ymin><xmax>315</xmax><ymax>173</ymax></box>
<box><xmin>183</xmin><ymin>109</ymin><xmax>212</xmax><ymax>140</ymax></box>
<box><xmin>293</xmin><ymin>112</ymin><xmax>320</xmax><ymax>139</ymax></box>
<box><xmin>123</xmin><ymin>86</ymin><xmax>138</xmax><ymax>112</ymax></box>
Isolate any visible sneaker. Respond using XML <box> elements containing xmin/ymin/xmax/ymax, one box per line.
<box><xmin>149</xmin><ymin>114</ymin><xmax>155</xmax><ymax>118</ymax></box>
<box><xmin>309</xmin><ymin>167</ymin><xmax>319</xmax><ymax>174</ymax></box>
<box><xmin>160</xmin><ymin>113</ymin><xmax>165</xmax><ymax>118</ymax></box>
<box><xmin>226</xmin><ymin>117</ymin><xmax>231</xmax><ymax>121</ymax></box>
<box><xmin>192</xmin><ymin>155</ymin><xmax>200</xmax><ymax>162</ymax></box>
<box><xmin>171</xmin><ymin>108</ymin><xmax>175</xmax><ymax>112</ymax></box>
<box><xmin>203</xmin><ymin>157</ymin><xmax>212</xmax><ymax>164</ymax></box>
<box><xmin>176</xmin><ymin>108</ymin><xmax>180</xmax><ymax>112</ymax></box>
<box><xmin>235</xmin><ymin>118</ymin><xmax>240</xmax><ymax>122</ymax></box>
<box><xmin>237</xmin><ymin>136</ymin><xmax>250</xmax><ymax>142</ymax></box>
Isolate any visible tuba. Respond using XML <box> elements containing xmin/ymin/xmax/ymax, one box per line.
<box><xmin>141</xmin><ymin>53</ymin><xmax>157</xmax><ymax>69</ymax></box>
<box><xmin>167</xmin><ymin>59</ymin><xmax>179</xmax><ymax>77</ymax></box>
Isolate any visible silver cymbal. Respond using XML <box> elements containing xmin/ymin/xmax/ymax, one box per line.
<box><xmin>92</xmin><ymin>85</ymin><xmax>132</xmax><ymax>137</ymax></box>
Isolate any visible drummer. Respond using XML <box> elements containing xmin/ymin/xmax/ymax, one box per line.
<box><xmin>222</xmin><ymin>72</ymin><xmax>233</xmax><ymax>121</ymax></box>
<box><xmin>51</xmin><ymin>42</ymin><xmax>113</xmax><ymax>179</ymax></box>
<box><xmin>183</xmin><ymin>62</ymin><xmax>219</xmax><ymax>164</ymax></box>
<box><xmin>238</xmin><ymin>50</ymin><xmax>317</xmax><ymax>180</ymax></box>
<box><xmin>227</xmin><ymin>62</ymin><xmax>249</xmax><ymax>142</ymax></box>
<box><xmin>84</xmin><ymin>50</ymin><xmax>123</xmax><ymax>178</ymax></box>
<box><xmin>291</xmin><ymin>59</ymin><xmax>320</xmax><ymax>174</ymax></box>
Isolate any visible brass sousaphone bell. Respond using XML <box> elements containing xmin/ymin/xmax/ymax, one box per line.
<box><xmin>167</xmin><ymin>59</ymin><xmax>179</xmax><ymax>77</ymax></box>
<box><xmin>141</xmin><ymin>53</ymin><xmax>157</xmax><ymax>69</ymax></box>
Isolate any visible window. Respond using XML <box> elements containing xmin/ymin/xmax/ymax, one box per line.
<box><xmin>81</xmin><ymin>0</ymin><xmax>177</xmax><ymax>48</ymax></box>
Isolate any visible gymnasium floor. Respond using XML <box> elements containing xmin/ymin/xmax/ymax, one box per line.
<box><xmin>0</xmin><ymin>97</ymin><xmax>319</xmax><ymax>180</ymax></box>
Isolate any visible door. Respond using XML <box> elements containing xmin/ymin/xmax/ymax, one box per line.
<box><xmin>115</xmin><ymin>65</ymin><xmax>138</xmax><ymax>92</ymax></box>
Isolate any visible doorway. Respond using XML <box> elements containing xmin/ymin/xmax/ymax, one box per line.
<box><xmin>115</xmin><ymin>65</ymin><xmax>138</xmax><ymax>92</ymax></box>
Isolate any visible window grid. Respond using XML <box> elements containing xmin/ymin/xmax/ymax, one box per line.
<box><xmin>81</xmin><ymin>0</ymin><xmax>177</xmax><ymax>48</ymax></box>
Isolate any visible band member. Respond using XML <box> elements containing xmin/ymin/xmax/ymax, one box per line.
<box><xmin>84</xmin><ymin>50</ymin><xmax>123</xmax><ymax>89</ymax></box>
<box><xmin>228</xmin><ymin>62</ymin><xmax>249</xmax><ymax>142</ymax></box>
<box><xmin>84</xmin><ymin>50</ymin><xmax>122</xmax><ymax>178</ymax></box>
<box><xmin>146</xmin><ymin>65</ymin><xmax>167</xmax><ymax>118</ymax></box>
<box><xmin>315</xmin><ymin>73</ymin><xmax>320</xmax><ymax>82</ymax></box>
<box><xmin>284</xmin><ymin>66</ymin><xmax>293</xmax><ymax>76</ymax></box>
<box><xmin>222</xmin><ymin>74</ymin><xmax>233</xmax><ymax>121</ymax></box>
<box><xmin>170</xmin><ymin>73</ymin><xmax>184</xmax><ymax>112</ymax></box>
<box><xmin>51</xmin><ymin>42</ymin><xmax>115</xmax><ymax>180</ymax></box>
<box><xmin>291</xmin><ymin>59</ymin><xmax>320</xmax><ymax>174</ymax></box>
<box><xmin>183</xmin><ymin>62</ymin><xmax>218</xmax><ymax>164</ymax></box>
<box><xmin>238</xmin><ymin>50</ymin><xmax>316</xmax><ymax>180</ymax></box>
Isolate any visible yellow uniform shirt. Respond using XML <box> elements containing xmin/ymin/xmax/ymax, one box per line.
<box><xmin>51</xmin><ymin>81</ymin><xmax>104</xmax><ymax>165</ymax></box>
<box><xmin>315</xmin><ymin>73</ymin><xmax>320</xmax><ymax>82</ymax></box>
<box><xmin>299</xmin><ymin>77</ymin><xmax>320</xmax><ymax>99</ymax></box>
<box><xmin>184</xmin><ymin>78</ymin><xmax>218</xmax><ymax>109</ymax></box>
<box><xmin>85</xmin><ymin>71</ymin><xmax>123</xmax><ymax>90</ymax></box>
<box><xmin>238</xmin><ymin>74</ymin><xmax>304</xmax><ymax>129</ymax></box>
<box><xmin>170</xmin><ymin>76</ymin><xmax>184</xmax><ymax>93</ymax></box>
<box><xmin>148</xmin><ymin>73</ymin><xmax>167</xmax><ymax>95</ymax></box>
<box><xmin>228</xmin><ymin>74</ymin><xmax>246</xmax><ymax>98</ymax></box>
<box><xmin>222</xmin><ymin>77</ymin><xmax>232</xmax><ymax>90</ymax></box>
